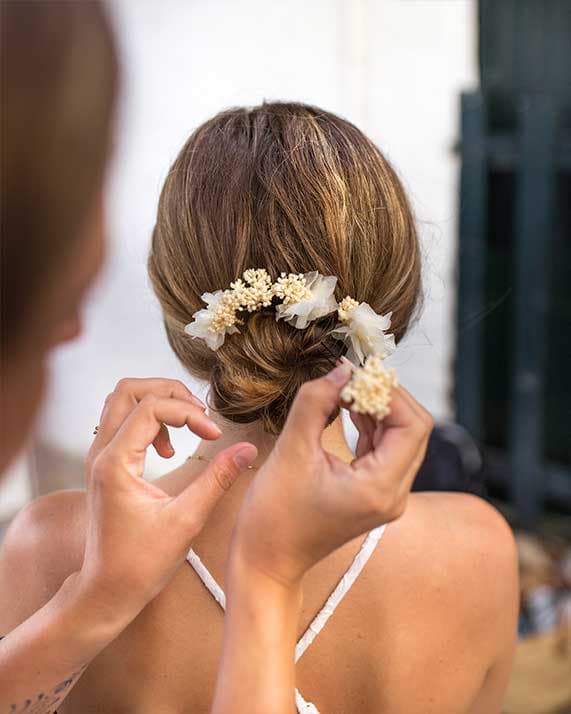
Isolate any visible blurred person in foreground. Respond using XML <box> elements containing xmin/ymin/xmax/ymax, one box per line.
<box><xmin>0</xmin><ymin>3</ymin><xmax>439</xmax><ymax>713</ymax></box>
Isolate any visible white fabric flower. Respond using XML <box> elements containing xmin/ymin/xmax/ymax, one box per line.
<box><xmin>332</xmin><ymin>302</ymin><xmax>396</xmax><ymax>365</ymax></box>
<box><xmin>275</xmin><ymin>271</ymin><xmax>338</xmax><ymax>329</ymax></box>
<box><xmin>184</xmin><ymin>290</ymin><xmax>239</xmax><ymax>350</ymax></box>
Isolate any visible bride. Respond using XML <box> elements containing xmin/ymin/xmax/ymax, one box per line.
<box><xmin>0</xmin><ymin>102</ymin><xmax>517</xmax><ymax>713</ymax></box>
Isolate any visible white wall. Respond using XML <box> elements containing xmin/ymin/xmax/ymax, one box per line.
<box><xmin>30</xmin><ymin>0</ymin><xmax>477</xmax><ymax>482</ymax></box>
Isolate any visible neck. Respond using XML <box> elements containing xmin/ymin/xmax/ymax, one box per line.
<box><xmin>180</xmin><ymin>409</ymin><xmax>354</xmax><ymax>552</ymax></box>
<box><xmin>193</xmin><ymin>410</ymin><xmax>353</xmax><ymax>470</ymax></box>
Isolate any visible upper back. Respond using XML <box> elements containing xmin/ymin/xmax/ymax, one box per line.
<box><xmin>0</xmin><ymin>489</ymin><xmax>518</xmax><ymax>714</ymax></box>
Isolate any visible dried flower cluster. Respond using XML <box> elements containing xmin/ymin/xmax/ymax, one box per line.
<box><xmin>185</xmin><ymin>268</ymin><xmax>275</xmax><ymax>350</ymax></box>
<box><xmin>185</xmin><ymin>269</ymin><xmax>340</xmax><ymax>346</ymax></box>
<box><xmin>341</xmin><ymin>355</ymin><xmax>398</xmax><ymax>420</ymax></box>
<box><xmin>332</xmin><ymin>299</ymin><xmax>396</xmax><ymax>366</ymax></box>
<box><xmin>337</xmin><ymin>296</ymin><xmax>359</xmax><ymax>322</ymax></box>
<box><xmin>229</xmin><ymin>269</ymin><xmax>274</xmax><ymax>313</ymax></box>
<box><xmin>274</xmin><ymin>271</ymin><xmax>338</xmax><ymax>329</ymax></box>
<box><xmin>273</xmin><ymin>272</ymin><xmax>312</xmax><ymax>305</ymax></box>
<box><xmin>184</xmin><ymin>267</ymin><xmax>400</xmax><ymax>420</ymax></box>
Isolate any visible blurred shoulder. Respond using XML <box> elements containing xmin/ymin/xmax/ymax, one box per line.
<box><xmin>0</xmin><ymin>490</ymin><xmax>86</xmax><ymax>628</ymax></box>
<box><xmin>1</xmin><ymin>489</ymin><xmax>86</xmax><ymax>574</ymax></box>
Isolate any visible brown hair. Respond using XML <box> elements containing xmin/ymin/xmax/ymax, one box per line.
<box><xmin>149</xmin><ymin>102</ymin><xmax>421</xmax><ymax>433</ymax></box>
<box><xmin>1</xmin><ymin>0</ymin><xmax>119</xmax><ymax>350</ymax></box>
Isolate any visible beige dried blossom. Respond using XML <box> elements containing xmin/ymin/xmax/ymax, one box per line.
<box><xmin>275</xmin><ymin>271</ymin><xmax>338</xmax><ymax>329</ymax></box>
<box><xmin>332</xmin><ymin>301</ymin><xmax>396</xmax><ymax>366</ymax></box>
<box><xmin>337</xmin><ymin>296</ymin><xmax>359</xmax><ymax>322</ymax></box>
<box><xmin>273</xmin><ymin>272</ymin><xmax>312</xmax><ymax>305</ymax></box>
<box><xmin>341</xmin><ymin>355</ymin><xmax>398</xmax><ymax>420</ymax></box>
<box><xmin>185</xmin><ymin>289</ymin><xmax>241</xmax><ymax>350</ymax></box>
<box><xmin>185</xmin><ymin>268</ymin><xmax>274</xmax><ymax>349</ymax></box>
<box><xmin>231</xmin><ymin>268</ymin><xmax>274</xmax><ymax>312</ymax></box>
<box><xmin>209</xmin><ymin>291</ymin><xmax>243</xmax><ymax>332</ymax></box>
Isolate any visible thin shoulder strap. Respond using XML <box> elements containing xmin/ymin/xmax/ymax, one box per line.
<box><xmin>294</xmin><ymin>525</ymin><xmax>386</xmax><ymax>662</ymax></box>
<box><xmin>186</xmin><ymin>525</ymin><xmax>387</xmax><ymax>714</ymax></box>
<box><xmin>186</xmin><ymin>524</ymin><xmax>386</xmax><ymax>646</ymax></box>
<box><xmin>186</xmin><ymin>548</ymin><xmax>226</xmax><ymax>610</ymax></box>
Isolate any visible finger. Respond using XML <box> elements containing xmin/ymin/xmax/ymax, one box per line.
<box><xmin>168</xmin><ymin>442</ymin><xmax>258</xmax><ymax>532</ymax></box>
<box><xmin>349</xmin><ymin>410</ymin><xmax>376</xmax><ymax>459</ymax></box>
<box><xmin>153</xmin><ymin>423</ymin><xmax>175</xmax><ymax>458</ymax></box>
<box><xmin>281</xmin><ymin>362</ymin><xmax>353</xmax><ymax>449</ymax></box>
<box><xmin>393</xmin><ymin>384</ymin><xmax>433</xmax><ymax>429</ymax></box>
<box><xmin>387</xmin><ymin>386</ymin><xmax>433</xmax><ymax>480</ymax></box>
<box><xmin>91</xmin><ymin>378</ymin><xmax>208</xmax><ymax>460</ymax></box>
<box><xmin>94</xmin><ymin>396</ymin><xmax>223</xmax><ymax>483</ymax></box>
<box><xmin>352</xmin><ymin>387</ymin><xmax>428</xmax><ymax>481</ymax></box>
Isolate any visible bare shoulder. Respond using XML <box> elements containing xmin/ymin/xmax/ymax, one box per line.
<box><xmin>0</xmin><ymin>489</ymin><xmax>86</xmax><ymax>631</ymax></box>
<box><xmin>387</xmin><ymin>491</ymin><xmax>517</xmax><ymax>567</ymax></box>
<box><xmin>405</xmin><ymin>492</ymin><xmax>513</xmax><ymax>577</ymax></box>
<box><xmin>424</xmin><ymin>491</ymin><xmax>515</xmax><ymax>567</ymax></box>
<box><xmin>373</xmin><ymin>491</ymin><xmax>518</xmax><ymax>635</ymax></box>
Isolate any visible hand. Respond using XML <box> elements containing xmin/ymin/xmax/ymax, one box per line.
<box><xmin>232</xmin><ymin>363</ymin><xmax>432</xmax><ymax>586</ymax></box>
<box><xmin>76</xmin><ymin>378</ymin><xmax>257</xmax><ymax>621</ymax></box>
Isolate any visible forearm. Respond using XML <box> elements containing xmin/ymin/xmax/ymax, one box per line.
<box><xmin>212</xmin><ymin>550</ymin><xmax>302</xmax><ymax>714</ymax></box>
<box><xmin>0</xmin><ymin>573</ymin><xmax>136</xmax><ymax>713</ymax></box>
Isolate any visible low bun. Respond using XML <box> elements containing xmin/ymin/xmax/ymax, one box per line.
<box><xmin>210</xmin><ymin>312</ymin><xmax>343</xmax><ymax>434</ymax></box>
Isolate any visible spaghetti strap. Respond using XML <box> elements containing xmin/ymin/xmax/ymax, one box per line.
<box><xmin>295</xmin><ymin>525</ymin><xmax>385</xmax><ymax>662</ymax></box>
<box><xmin>186</xmin><ymin>548</ymin><xmax>226</xmax><ymax>610</ymax></box>
<box><xmin>186</xmin><ymin>524</ymin><xmax>386</xmax><ymax>712</ymax></box>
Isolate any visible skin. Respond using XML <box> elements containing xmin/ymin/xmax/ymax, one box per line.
<box><xmin>0</xmin><ymin>398</ymin><xmax>518</xmax><ymax>714</ymax></box>
<box><xmin>0</xmin><ymin>197</ymin><xmax>260</xmax><ymax>712</ymax></box>
<box><xmin>0</xmin><ymin>181</ymin><xmax>478</xmax><ymax>712</ymax></box>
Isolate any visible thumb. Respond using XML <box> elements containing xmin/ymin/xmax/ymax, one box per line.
<box><xmin>170</xmin><ymin>442</ymin><xmax>258</xmax><ymax>531</ymax></box>
<box><xmin>281</xmin><ymin>362</ymin><xmax>353</xmax><ymax>449</ymax></box>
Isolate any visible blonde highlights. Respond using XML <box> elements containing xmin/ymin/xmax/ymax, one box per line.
<box><xmin>149</xmin><ymin>102</ymin><xmax>421</xmax><ymax>433</ymax></box>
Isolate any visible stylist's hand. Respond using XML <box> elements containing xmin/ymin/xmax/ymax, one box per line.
<box><xmin>77</xmin><ymin>378</ymin><xmax>257</xmax><ymax>620</ymax></box>
<box><xmin>232</xmin><ymin>362</ymin><xmax>432</xmax><ymax>586</ymax></box>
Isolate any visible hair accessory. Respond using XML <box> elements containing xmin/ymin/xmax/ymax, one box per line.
<box><xmin>184</xmin><ymin>268</ymin><xmax>398</xmax><ymax>420</ymax></box>
<box><xmin>341</xmin><ymin>355</ymin><xmax>398</xmax><ymax>420</ymax></box>
<box><xmin>274</xmin><ymin>271</ymin><xmax>338</xmax><ymax>329</ymax></box>
<box><xmin>331</xmin><ymin>297</ymin><xmax>396</xmax><ymax>366</ymax></box>
<box><xmin>184</xmin><ymin>268</ymin><xmax>274</xmax><ymax>350</ymax></box>
<box><xmin>184</xmin><ymin>268</ymin><xmax>338</xmax><ymax>348</ymax></box>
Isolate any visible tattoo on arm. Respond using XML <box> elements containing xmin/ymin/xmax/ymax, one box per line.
<box><xmin>8</xmin><ymin>666</ymin><xmax>87</xmax><ymax>713</ymax></box>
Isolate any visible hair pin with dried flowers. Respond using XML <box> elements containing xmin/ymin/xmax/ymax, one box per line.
<box><xmin>184</xmin><ymin>268</ymin><xmax>397</xmax><ymax>419</ymax></box>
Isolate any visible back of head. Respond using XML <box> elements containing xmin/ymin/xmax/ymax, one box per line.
<box><xmin>149</xmin><ymin>102</ymin><xmax>421</xmax><ymax>433</ymax></box>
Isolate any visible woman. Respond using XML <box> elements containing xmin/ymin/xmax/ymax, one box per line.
<box><xmin>0</xmin><ymin>3</ymin><xmax>433</xmax><ymax>712</ymax></box>
<box><xmin>2</xmin><ymin>102</ymin><xmax>518</xmax><ymax>712</ymax></box>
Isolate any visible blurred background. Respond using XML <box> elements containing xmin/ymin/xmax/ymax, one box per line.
<box><xmin>1</xmin><ymin>1</ymin><xmax>569</xmax><ymax>711</ymax></box>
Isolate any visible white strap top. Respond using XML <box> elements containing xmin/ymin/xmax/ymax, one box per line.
<box><xmin>186</xmin><ymin>525</ymin><xmax>386</xmax><ymax>713</ymax></box>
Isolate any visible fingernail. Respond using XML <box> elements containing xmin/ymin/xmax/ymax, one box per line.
<box><xmin>233</xmin><ymin>446</ymin><xmax>255</xmax><ymax>470</ymax></box>
<box><xmin>209</xmin><ymin>422</ymin><xmax>222</xmax><ymax>436</ymax></box>
<box><xmin>326</xmin><ymin>362</ymin><xmax>352</xmax><ymax>386</ymax></box>
<box><xmin>190</xmin><ymin>395</ymin><xmax>207</xmax><ymax>409</ymax></box>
